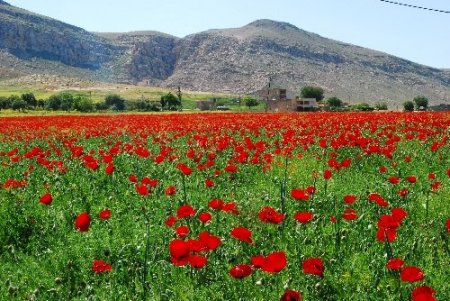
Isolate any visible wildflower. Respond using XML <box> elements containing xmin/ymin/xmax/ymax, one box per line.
<box><xmin>39</xmin><ymin>193</ymin><xmax>52</xmax><ymax>205</ymax></box>
<box><xmin>400</xmin><ymin>266</ymin><xmax>424</xmax><ymax>282</ymax></box>
<box><xmin>280</xmin><ymin>290</ymin><xmax>301</xmax><ymax>301</ymax></box>
<box><xmin>261</xmin><ymin>251</ymin><xmax>287</xmax><ymax>273</ymax></box>
<box><xmin>92</xmin><ymin>260</ymin><xmax>112</xmax><ymax>273</ymax></box>
<box><xmin>259</xmin><ymin>206</ymin><xmax>285</xmax><ymax>224</ymax></box>
<box><xmin>98</xmin><ymin>208</ymin><xmax>111</xmax><ymax>220</ymax></box>
<box><xmin>302</xmin><ymin>257</ymin><xmax>324</xmax><ymax>277</ymax></box>
<box><xmin>75</xmin><ymin>212</ymin><xmax>91</xmax><ymax>232</ymax></box>
<box><xmin>229</xmin><ymin>264</ymin><xmax>252</xmax><ymax>279</ymax></box>
<box><xmin>294</xmin><ymin>212</ymin><xmax>314</xmax><ymax>223</ymax></box>
<box><xmin>230</xmin><ymin>226</ymin><xmax>253</xmax><ymax>244</ymax></box>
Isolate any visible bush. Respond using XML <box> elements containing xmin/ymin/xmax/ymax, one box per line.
<box><xmin>352</xmin><ymin>103</ymin><xmax>374</xmax><ymax>111</ymax></box>
<box><xmin>105</xmin><ymin>94</ymin><xmax>126</xmax><ymax>111</ymax></box>
<box><xmin>375</xmin><ymin>102</ymin><xmax>388</xmax><ymax>110</ymax></box>
<box><xmin>326</xmin><ymin>96</ymin><xmax>343</xmax><ymax>109</ymax></box>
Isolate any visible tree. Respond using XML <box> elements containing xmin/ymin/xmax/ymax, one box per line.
<box><xmin>60</xmin><ymin>92</ymin><xmax>74</xmax><ymax>111</ymax></box>
<box><xmin>105</xmin><ymin>94</ymin><xmax>126</xmax><ymax>111</ymax></box>
<box><xmin>46</xmin><ymin>94</ymin><xmax>62</xmax><ymax>110</ymax></box>
<box><xmin>326</xmin><ymin>96</ymin><xmax>342</xmax><ymax>109</ymax></box>
<box><xmin>160</xmin><ymin>92</ymin><xmax>181</xmax><ymax>111</ymax></box>
<box><xmin>21</xmin><ymin>93</ymin><xmax>37</xmax><ymax>108</ymax></box>
<box><xmin>413</xmin><ymin>96</ymin><xmax>429</xmax><ymax>111</ymax></box>
<box><xmin>403</xmin><ymin>101</ymin><xmax>414</xmax><ymax>112</ymax></box>
<box><xmin>300</xmin><ymin>86</ymin><xmax>324</xmax><ymax>101</ymax></box>
<box><xmin>243</xmin><ymin>96</ymin><xmax>259</xmax><ymax>110</ymax></box>
<box><xmin>72</xmin><ymin>96</ymin><xmax>95</xmax><ymax>112</ymax></box>
<box><xmin>0</xmin><ymin>96</ymin><xmax>10</xmax><ymax>110</ymax></box>
<box><xmin>11</xmin><ymin>98</ymin><xmax>27</xmax><ymax>111</ymax></box>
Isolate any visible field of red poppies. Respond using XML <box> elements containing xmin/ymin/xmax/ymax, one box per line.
<box><xmin>0</xmin><ymin>112</ymin><xmax>449</xmax><ymax>300</ymax></box>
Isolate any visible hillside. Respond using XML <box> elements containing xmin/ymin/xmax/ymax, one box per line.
<box><xmin>1</xmin><ymin>1</ymin><xmax>450</xmax><ymax>106</ymax></box>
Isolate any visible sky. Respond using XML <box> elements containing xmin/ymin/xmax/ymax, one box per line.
<box><xmin>7</xmin><ymin>0</ymin><xmax>450</xmax><ymax>68</ymax></box>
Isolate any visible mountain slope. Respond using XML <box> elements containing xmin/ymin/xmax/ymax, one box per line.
<box><xmin>1</xmin><ymin>2</ymin><xmax>450</xmax><ymax>106</ymax></box>
<box><xmin>162</xmin><ymin>20</ymin><xmax>450</xmax><ymax>105</ymax></box>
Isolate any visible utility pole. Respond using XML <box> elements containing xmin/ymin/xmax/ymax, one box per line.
<box><xmin>177</xmin><ymin>86</ymin><xmax>182</xmax><ymax>111</ymax></box>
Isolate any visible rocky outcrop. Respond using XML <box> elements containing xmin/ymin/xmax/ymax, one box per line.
<box><xmin>0</xmin><ymin>2</ymin><xmax>111</xmax><ymax>69</ymax></box>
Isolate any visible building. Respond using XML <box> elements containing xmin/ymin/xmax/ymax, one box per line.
<box><xmin>257</xmin><ymin>87</ymin><xmax>318</xmax><ymax>112</ymax></box>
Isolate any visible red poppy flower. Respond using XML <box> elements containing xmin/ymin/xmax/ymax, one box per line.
<box><xmin>406</xmin><ymin>175</ymin><xmax>417</xmax><ymax>183</ymax></box>
<box><xmin>164</xmin><ymin>216</ymin><xmax>177</xmax><ymax>227</ymax></box>
<box><xmin>330</xmin><ymin>215</ymin><xmax>337</xmax><ymax>224</ymax></box>
<box><xmin>198</xmin><ymin>212</ymin><xmax>212</xmax><ymax>223</ymax></box>
<box><xmin>302</xmin><ymin>257</ymin><xmax>324</xmax><ymax>277</ymax></box>
<box><xmin>342</xmin><ymin>208</ymin><xmax>357</xmax><ymax>221</ymax></box>
<box><xmin>446</xmin><ymin>218</ymin><xmax>450</xmax><ymax>233</ymax></box>
<box><xmin>400</xmin><ymin>266</ymin><xmax>424</xmax><ymax>282</ymax></box>
<box><xmin>259</xmin><ymin>206</ymin><xmax>285</xmax><ymax>224</ymax></box>
<box><xmin>208</xmin><ymin>198</ymin><xmax>224</xmax><ymax>210</ymax></box>
<box><xmin>105</xmin><ymin>163</ymin><xmax>114</xmax><ymax>174</ymax></box>
<box><xmin>189</xmin><ymin>255</ymin><xmax>207</xmax><ymax>269</ymax></box>
<box><xmin>388</xmin><ymin>176</ymin><xmax>400</xmax><ymax>184</ymax></box>
<box><xmin>128</xmin><ymin>174</ymin><xmax>138</xmax><ymax>183</ymax></box>
<box><xmin>223</xmin><ymin>202</ymin><xmax>240</xmax><ymax>215</ymax></box>
<box><xmin>135</xmin><ymin>184</ymin><xmax>149</xmax><ymax>196</ymax></box>
<box><xmin>205</xmin><ymin>178</ymin><xmax>215</xmax><ymax>188</ymax></box>
<box><xmin>165</xmin><ymin>185</ymin><xmax>176</xmax><ymax>196</ymax></box>
<box><xmin>294</xmin><ymin>212</ymin><xmax>314</xmax><ymax>223</ymax></box>
<box><xmin>224</xmin><ymin>165</ymin><xmax>238</xmax><ymax>172</ymax></box>
<box><xmin>92</xmin><ymin>260</ymin><xmax>112</xmax><ymax>273</ymax></box>
<box><xmin>368</xmin><ymin>193</ymin><xmax>389</xmax><ymax>207</ymax></box>
<box><xmin>343</xmin><ymin>194</ymin><xmax>357</xmax><ymax>205</ymax></box>
<box><xmin>411</xmin><ymin>286</ymin><xmax>436</xmax><ymax>301</ymax></box>
<box><xmin>251</xmin><ymin>255</ymin><xmax>265</xmax><ymax>268</ymax></box>
<box><xmin>98</xmin><ymin>208</ymin><xmax>111</xmax><ymax>220</ymax></box>
<box><xmin>75</xmin><ymin>212</ymin><xmax>91</xmax><ymax>232</ymax></box>
<box><xmin>291</xmin><ymin>189</ymin><xmax>309</xmax><ymax>201</ymax></box>
<box><xmin>176</xmin><ymin>163</ymin><xmax>192</xmax><ymax>176</ymax></box>
<box><xmin>169</xmin><ymin>239</ymin><xmax>190</xmax><ymax>259</ymax></box>
<box><xmin>280</xmin><ymin>290</ymin><xmax>301</xmax><ymax>301</ymax></box>
<box><xmin>427</xmin><ymin>173</ymin><xmax>436</xmax><ymax>180</ymax></box>
<box><xmin>261</xmin><ymin>251</ymin><xmax>287</xmax><ymax>273</ymax></box>
<box><xmin>323</xmin><ymin>169</ymin><xmax>332</xmax><ymax>180</ymax></box>
<box><xmin>175</xmin><ymin>225</ymin><xmax>189</xmax><ymax>238</ymax></box>
<box><xmin>229</xmin><ymin>264</ymin><xmax>252</xmax><ymax>279</ymax></box>
<box><xmin>431</xmin><ymin>181</ymin><xmax>441</xmax><ymax>192</ymax></box>
<box><xmin>141</xmin><ymin>177</ymin><xmax>158</xmax><ymax>188</ymax></box>
<box><xmin>391</xmin><ymin>207</ymin><xmax>407</xmax><ymax>222</ymax></box>
<box><xmin>230</xmin><ymin>226</ymin><xmax>253</xmax><ymax>244</ymax></box>
<box><xmin>198</xmin><ymin>231</ymin><xmax>221</xmax><ymax>251</ymax></box>
<box><xmin>176</xmin><ymin>204</ymin><xmax>196</xmax><ymax>219</ymax></box>
<box><xmin>379</xmin><ymin>165</ymin><xmax>387</xmax><ymax>173</ymax></box>
<box><xmin>386</xmin><ymin>258</ymin><xmax>404</xmax><ymax>270</ymax></box>
<box><xmin>39</xmin><ymin>192</ymin><xmax>52</xmax><ymax>205</ymax></box>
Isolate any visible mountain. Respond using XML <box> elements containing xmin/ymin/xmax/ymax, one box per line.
<box><xmin>1</xmin><ymin>1</ymin><xmax>450</xmax><ymax>106</ymax></box>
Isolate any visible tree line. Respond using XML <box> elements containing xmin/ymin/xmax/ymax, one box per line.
<box><xmin>300</xmin><ymin>85</ymin><xmax>429</xmax><ymax>111</ymax></box>
<box><xmin>0</xmin><ymin>92</ymin><xmax>185</xmax><ymax>113</ymax></box>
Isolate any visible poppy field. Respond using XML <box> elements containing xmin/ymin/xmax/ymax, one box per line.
<box><xmin>0</xmin><ymin>112</ymin><xmax>449</xmax><ymax>300</ymax></box>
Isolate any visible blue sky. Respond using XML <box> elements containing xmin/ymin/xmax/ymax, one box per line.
<box><xmin>8</xmin><ymin>0</ymin><xmax>450</xmax><ymax>68</ymax></box>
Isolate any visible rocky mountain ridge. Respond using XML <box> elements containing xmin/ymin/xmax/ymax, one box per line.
<box><xmin>1</xmin><ymin>1</ymin><xmax>450</xmax><ymax>105</ymax></box>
